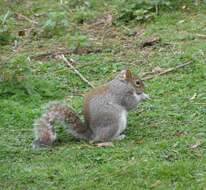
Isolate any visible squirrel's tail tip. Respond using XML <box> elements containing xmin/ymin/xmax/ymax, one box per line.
<box><xmin>32</xmin><ymin>119</ymin><xmax>57</xmax><ymax>149</ymax></box>
<box><xmin>32</xmin><ymin>139</ymin><xmax>54</xmax><ymax>149</ymax></box>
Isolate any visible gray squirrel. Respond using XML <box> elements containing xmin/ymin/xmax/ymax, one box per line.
<box><xmin>33</xmin><ymin>69</ymin><xmax>149</xmax><ymax>148</ymax></box>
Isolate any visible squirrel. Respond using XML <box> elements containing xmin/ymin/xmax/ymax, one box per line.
<box><xmin>32</xmin><ymin>69</ymin><xmax>149</xmax><ymax>148</ymax></box>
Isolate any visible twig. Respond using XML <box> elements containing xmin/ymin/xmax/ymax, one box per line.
<box><xmin>59</xmin><ymin>54</ymin><xmax>95</xmax><ymax>88</ymax></box>
<box><xmin>142</xmin><ymin>61</ymin><xmax>192</xmax><ymax>81</ymax></box>
<box><xmin>195</xmin><ymin>0</ymin><xmax>200</xmax><ymax>6</ymax></box>
<box><xmin>30</xmin><ymin>48</ymin><xmax>102</xmax><ymax>60</ymax></box>
<box><xmin>77</xmin><ymin>62</ymin><xmax>97</xmax><ymax>68</ymax></box>
<box><xmin>155</xmin><ymin>4</ymin><xmax>159</xmax><ymax>15</ymax></box>
<box><xmin>2</xmin><ymin>10</ymin><xmax>10</xmax><ymax>25</ymax></box>
<box><xmin>34</xmin><ymin>13</ymin><xmax>47</xmax><ymax>17</ymax></box>
<box><xmin>30</xmin><ymin>52</ymin><xmax>66</xmax><ymax>60</ymax></box>
<box><xmin>15</xmin><ymin>13</ymin><xmax>38</xmax><ymax>24</ymax></box>
<box><xmin>195</xmin><ymin>33</ymin><xmax>206</xmax><ymax>39</ymax></box>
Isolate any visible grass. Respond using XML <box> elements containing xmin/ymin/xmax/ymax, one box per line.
<box><xmin>0</xmin><ymin>1</ymin><xmax>206</xmax><ymax>189</ymax></box>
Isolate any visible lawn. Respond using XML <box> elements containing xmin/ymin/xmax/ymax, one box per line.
<box><xmin>0</xmin><ymin>1</ymin><xmax>206</xmax><ymax>189</ymax></box>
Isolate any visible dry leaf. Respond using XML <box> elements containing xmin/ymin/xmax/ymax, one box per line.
<box><xmin>150</xmin><ymin>180</ymin><xmax>161</xmax><ymax>188</ymax></box>
<box><xmin>190</xmin><ymin>93</ymin><xmax>197</xmax><ymax>100</ymax></box>
<box><xmin>141</xmin><ymin>36</ymin><xmax>161</xmax><ymax>48</ymax></box>
<box><xmin>15</xmin><ymin>13</ymin><xmax>24</xmax><ymax>21</ymax></box>
<box><xmin>152</xmin><ymin>66</ymin><xmax>164</xmax><ymax>74</ymax></box>
<box><xmin>177</xmin><ymin>20</ymin><xmax>185</xmax><ymax>24</ymax></box>
<box><xmin>18</xmin><ymin>30</ymin><xmax>26</xmax><ymax>37</ymax></box>
<box><xmin>136</xmin><ymin>139</ymin><xmax>144</xmax><ymax>144</ymax></box>
<box><xmin>141</xmin><ymin>66</ymin><xmax>165</xmax><ymax>77</ymax></box>
<box><xmin>175</xmin><ymin>130</ymin><xmax>186</xmax><ymax>137</ymax></box>
<box><xmin>18</xmin><ymin>28</ymin><xmax>33</xmax><ymax>37</ymax></box>
<box><xmin>106</xmin><ymin>14</ymin><xmax>113</xmax><ymax>25</ymax></box>
<box><xmin>190</xmin><ymin>140</ymin><xmax>203</xmax><ymax>149</ymax></box>
<box><xmin>182</xmin><ymin>5</ymin><xmax>187</xmax><ymax>9</ymax></box>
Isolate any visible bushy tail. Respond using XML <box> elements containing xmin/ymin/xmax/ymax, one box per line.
<box><xmin>33</xmin><ymin>102</ymin><xmax>92</xmax><ymax>148</ymax></box>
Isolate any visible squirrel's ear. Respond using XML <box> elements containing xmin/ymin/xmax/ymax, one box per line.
<box><xmin>121</xmin><ymin>69</ymin><xmax>132</xmax><ymax>80</ymax></box>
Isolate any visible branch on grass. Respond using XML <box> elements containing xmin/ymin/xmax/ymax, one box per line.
<box><xmin>142</xmin><ymin>61</ymin><xmax>192</xmax><ymax>81</ymax></box>
<box><xmin>15</xmin><ymin>13</ymin><xmax>38</xmax><ymax>24</ymax></box>
<box><xmin>58</xmin><ymin>54</ymin><xmax>95</xmax><ymax>89</ymax></box>
<box><xmin>195</xmin><ymin>33</ymin><xmax>206</xmax><ymax>39</ymax></box>
<box><xmin>30</xmin><ymin>48</ymin><xmax>102</xmax><ymax>61</ymax></box>
<box><xmin>30</xmin><ymin>52</ymin><xmax>67</xmax><ymax>61</ymax></box>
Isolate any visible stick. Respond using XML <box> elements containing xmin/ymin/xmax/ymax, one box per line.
<box><xmin>30</xmin><ymin>50</ymin><xmax>74</xmax><ymax>60</ymax></box>
<box><xmin>15</xmin><ymin>13</ymin><xmax>38</xmax><ymax>24</ymax></box>
<box><xmin>142</xmin><ymin>61</ymin><xmax>192</xmax><ymax>81</ymax></box>
<box><xmin>195</xmin><ymin>33</ymin><xmax>206</xmax><ymax>39</ymax></box>
<box><xmin>155</xmin><ymin>4</ymin><xmax>159</xmax><ymax>15</ymax></box>
<box><xmin>2</xmin><ymin>10</ymin><xmax>10</xmax><ymax>25</ymax></box>
<box><xmin>30</xmin><ymin>48</ymin><xmax>101</xmax><ymax>60</ymax></box>
<box><xmin>59</xmin><ymin>54</ymin><xmax>95</xmax><ymax>88</ymax></box>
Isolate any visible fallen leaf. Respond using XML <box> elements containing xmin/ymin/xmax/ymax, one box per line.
<box><xmin>141</xmin><ymin>36</ymin><xmax>161</xmax><ymax>48</ymax></box>
<box><xmin>106</xmin><ymin>14</ymin><xmax>113</xmax><ymax>25</ymax></box>
<box><xmin>182</xmin><ymin>5</ymin><xmax>187</xmax><ymax>9</ymax></box>
<box><xmin>177</xmin><ymin>20</ymin><xmax>185</xmax><ymax>24</ymax></box>
<box><xmin>18</xmin><ymin>28</ymin><xmax>33</xmax><ymax>37</ymax></box>
<box><xmin>190</xmin><ymin>93</ymin><xmax>197</xmax><ymax>100</ymax></box>
<box><xmin>18</xmin><ymin>30</ymin><xmax>26</xmax><ymax>37</ymax></box>
<box><xmin>141</xmin><ymin>66</ymin><xmax>165</xmax><ymax>77</ymax></box>
<box><xmin>150</xmin><ymin>180</ymin><xmax>161</xmax><ymax>188</ymax></box>
<box><xmin>152</xmin><ymin>66</ymin><xmax>164</xmax><ymax>74</ymax></box>
<box><xmin>190</xmin><ymin>140</ymin><xmax>203</xmax><ymax>149</ymax></box>
<box><xmin>175</xmin><ymin>130</ymin><xmax>186</xmax><ymax>137</ymax></box>
<box><xmin>136</xmin><ymin>139</ymin><xmax>144</xmax><ymax>144</ymax></box>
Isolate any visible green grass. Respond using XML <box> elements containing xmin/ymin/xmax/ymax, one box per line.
<box><xmin>0</xmin><ymin>1</ymin><xmax>206</xmax><ymax>189</ymax></box>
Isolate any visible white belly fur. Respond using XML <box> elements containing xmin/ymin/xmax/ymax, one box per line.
<box><xmin>116</xmin><ymin>109</ymin><xmax>127</xmax><ymax>136</ymax></box>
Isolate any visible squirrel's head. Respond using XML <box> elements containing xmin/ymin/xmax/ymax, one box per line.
<box><xmin>118</xmin><ymin>69</ymin><xmax>145</xmax><ymax>95</ymax></box>
<box><xmin>109</xmin><ymin>69</ymin><xmax>149</xmax><ymax>110</ymax></box>
<box><xmin>114</xmin><ymin>69</ymin><xmax>149</xmax><ymax>110</ymax></box>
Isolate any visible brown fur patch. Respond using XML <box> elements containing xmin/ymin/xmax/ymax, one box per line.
<box><xmin>50</xmin><ymin>105</ymin><xmax>86</xmax><ymax>133</ymax></box>
<box><xmin>42</xmin><ymin>130</ymin><xmax>51</xmax><ymax>142</ymax></box>
<box><xmin>83</xmin><ymin>85</ymin><xmax>108</xmax><ymax>126</ymax></box>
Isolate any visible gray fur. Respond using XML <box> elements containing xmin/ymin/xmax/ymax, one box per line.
<box><xmin>87</xmin><ymin>75</ymin><xmax>148</xmax><ymax>142</ymax></box>
<box><xmin>33</xmin><ymin>70</ymin><xmax>149</xmax><ymax>148</ymax></box>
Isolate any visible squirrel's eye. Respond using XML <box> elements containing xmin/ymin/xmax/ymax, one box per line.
<box><xmin>136</xmin><ymin>80</ymin><xmax>141</xmax><ymax>86</ymax></box>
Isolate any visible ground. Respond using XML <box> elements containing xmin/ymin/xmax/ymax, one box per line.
<box><xmin>0</xmin><ymin>1</ymin><xmax>206</xmax><ymax>189</ymax></box>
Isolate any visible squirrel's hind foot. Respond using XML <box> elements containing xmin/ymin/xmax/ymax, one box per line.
<box><xmin>32</xmin><ymin>139</ymin><xmax>54</xmax><ymax>149</ymax></box>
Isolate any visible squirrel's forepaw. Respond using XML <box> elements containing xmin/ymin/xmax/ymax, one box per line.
<box><xmin>113</xmin><ymin>134</ymin><xmax>126</xmax><ymax>141</ymax></box>
<box><xmin>141</xmin><ymin>93</ymin><xmax>150</xmax><ymax>100</ymax></box>
<box><xmin>96</xmin><ymin>142</ymin><xmax>114</xmax><ymax>147</ymax></box>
